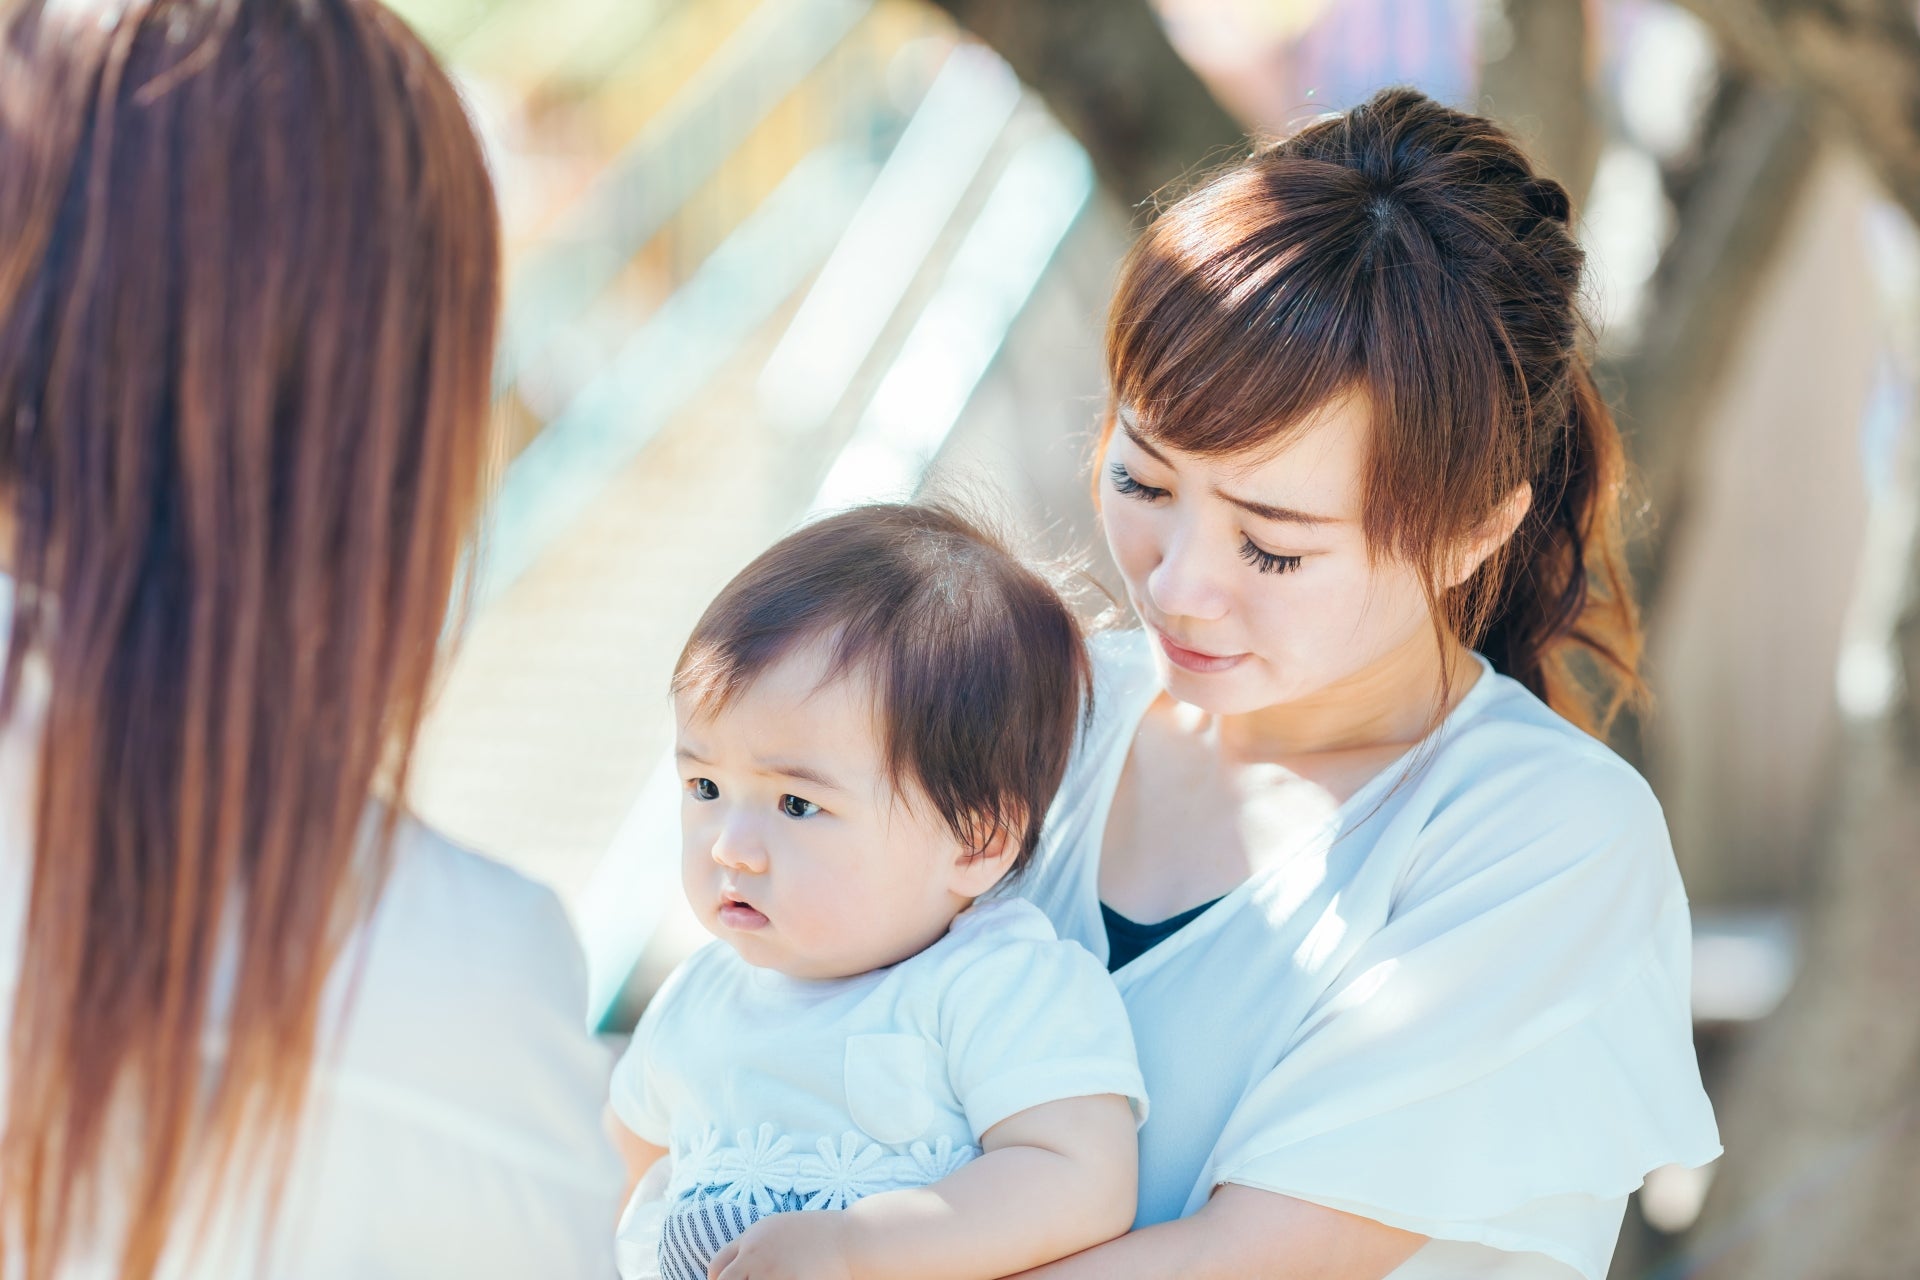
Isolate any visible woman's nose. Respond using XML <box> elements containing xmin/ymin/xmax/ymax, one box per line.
<box><xmin>1145</xmin><ymin>524</ymin><xmax>1231</xmax><ymax>623</ymax></box>
<box><xmin>710</xmin><ymin>814</ymin><xmax>768</xmax><ymax>875</ymax></box>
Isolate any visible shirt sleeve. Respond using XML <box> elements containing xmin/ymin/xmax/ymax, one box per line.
<box><xmin>936</xmin><ymin>906</ymin><xmax>1149</xmax><ymax>1137</ymax></box>
<box><xmin>1201</xmin><ymin>756</ymin><xmax>1722</xmax><ymax>1280</ymax></box>
<box><xmin>607</xmin><ymin>955</ymin><xmax>696</xmax><ymax>1147</ymax></box>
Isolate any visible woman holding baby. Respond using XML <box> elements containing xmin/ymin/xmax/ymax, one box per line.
<box><xmin>1003</xmin><ymin>87</ymin><xmax>1723</xmax><ymax>1279</ymax></box>
<box><xmin>615</xmin><ymin>88</ymin><xmax>1719</xmax><ymax>1280</ymax></box>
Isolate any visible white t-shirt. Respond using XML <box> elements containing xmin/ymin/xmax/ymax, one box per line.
<box><xmin>0</xmin><ymin>605</ymin><xmax>624</xmax><ymax>1278</ymax></box>
<box><xmin>609</xmin><ymin>896</ymin><xmax>1147</xmax><ymax>1215</ymax></box>
<box><xmin>1017</xmin><ymin>631</ymin><xmax>1722</xmax><ymax>1280</ymax></box>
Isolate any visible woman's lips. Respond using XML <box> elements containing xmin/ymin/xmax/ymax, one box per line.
<box><xmin>719</xmin><ymin>900</ymin><xmax>769</xmax><ymax>931</ymax></box>
<box><xmin>1154</xmin><ymin>628</ymin><xmax>1248</xmax><ymax>674</ymax></box>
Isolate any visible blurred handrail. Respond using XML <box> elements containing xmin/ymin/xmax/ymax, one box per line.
<box><xmin>493</xmin><ymin>0</ymin><xmax>874</xmax><ymax>394</ymax></box>
<box><xmin>756</xmin><ymin>44</ymin><xmax>1022</xmax><ymax>437</ymax></box>
<box><xmin>475</xmin><ymin>144</ymin><xmax>877</xmax><ymax>607</ymax></box>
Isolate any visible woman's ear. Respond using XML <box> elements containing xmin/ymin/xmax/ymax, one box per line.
<box><xmin>1447</xmin><ymin>482</ymin><xmax>1533</xmax><ymax>588</ymax></box>
<box><xmin>951</xmin><ymin>820</ymin><xmax>1021</xmax><ymax>899</ymax></box>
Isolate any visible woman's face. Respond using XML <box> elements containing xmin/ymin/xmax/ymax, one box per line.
<box><xmin>1099</xmin><ymin>393</ymin><xmax>1439</xmax><ymax>717</ymax></box>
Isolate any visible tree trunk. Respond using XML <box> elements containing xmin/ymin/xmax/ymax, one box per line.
<box><xmin>1655</xmin><ymin>2</ymin><xmax>1920</xmax><ymax>1274</ymax></box>
<box><xmin>921</xmin><ymin>0</ymin><xmax>1246</xmax><ymax>214</ymax></box>
<box><xmin>1595</xmin><ymin>78</ymin><xmax>1817</xmax><ymax>786</ymax></box>
<box><xmin>1479</xmin><ymin>0</ymin><xmax>1603</xmax><ymax>210</ymax></box>
<box><xmin>1607</xmin><ymin>79</ymin><xmax>1817</xmax><ymax>630</ymax></box>
<box><xmin>1674</xmin><ymin>0</ymin><xmax>1920</xmax><ymax>223</ymax></box>
<box><xmin>1683</xmin><ymin>507</ymin><xmax>1920</xmax><ymax>1277</ymax></box>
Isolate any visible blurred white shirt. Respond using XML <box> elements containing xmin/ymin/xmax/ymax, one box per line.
<box><xmin>0</xmin><ymin>583</ymin><xmax>623</xmax><ymax>1278</ymax></box>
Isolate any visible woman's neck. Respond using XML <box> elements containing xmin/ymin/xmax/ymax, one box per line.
<box><xmin>1212</xmin><ymin>631</ymin><xmax>1480</xmax><ymax>764</ymax></box>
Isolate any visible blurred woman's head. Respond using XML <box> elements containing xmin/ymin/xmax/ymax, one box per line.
<box><xmin>0</xmin><ymin>1</ymin><xmax>498</xmax><ymax>1275</ymax></box>
<box><xmin>1100</xmin><ymin>87</ymin><xmax>1641</xmax><ymax>734</ymax></box>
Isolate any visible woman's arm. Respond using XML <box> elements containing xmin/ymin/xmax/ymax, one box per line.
<box><xmin>709</xmin><ymin>1093</ymin><xmax>1138</xmax><ymax>1280</ymax></box>
<box><xmin>1006</xmin><ymin>1183</ymin><xmax>1426</xmax><ymax>1280</ymax></box>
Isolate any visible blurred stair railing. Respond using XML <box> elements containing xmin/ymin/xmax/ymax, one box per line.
<box><xmin>474</xmin><ymin>22</ymin><xmax>1025</xmax><ymax>607</ymax></box>
<box><xmin>476</xmin><ymin>144</ymin><xmax>875</xmax><ymax>602</ymax></box>
<box><xmin>755</xmin><ymin>43</ymin><xmax>1022</xmax><ymax>436</ymax></box>
<box><xmin>492</xmin><ymin>0</ymin><xmax>876</xmax><ymax>393</ymax></box>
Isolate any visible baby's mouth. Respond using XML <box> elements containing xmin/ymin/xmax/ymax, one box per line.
<box><xmin>718</xmin><ymin>893</ymin><xmax>770</xmax><ymax>931</ymax></box>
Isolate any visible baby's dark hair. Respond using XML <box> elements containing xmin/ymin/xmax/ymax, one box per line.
<box><xmin>672</xmin><ymin>503</ymin><xmax>1092</xmax><ymax>879</ymax></box>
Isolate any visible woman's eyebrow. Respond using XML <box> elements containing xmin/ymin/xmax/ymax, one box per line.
<box><xmin>1119</xmin><ymin>414</ymin><xmax>1174</xmax><ymax>466</ymax></box>
<box><xmin>1212</xmin><ymin>486</ymin><xmax>1343</xmax><ymax>527</ymax></box>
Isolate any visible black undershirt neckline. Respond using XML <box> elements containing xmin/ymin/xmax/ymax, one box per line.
<box><xmin>1100</xmin><ymin>896</ymin><xmax>1225</xmax><ymax>973</ymax></box>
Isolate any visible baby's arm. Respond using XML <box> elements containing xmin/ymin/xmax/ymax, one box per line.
<box><xmin>709</xmin><ymin>1092</ymin><xmax>1138</xmax><ymax>1280</ymax></box>
<box><xmin>606</xmin><ymin>1106</ymin><xmax>670</xmax><ymax>1206</ymax></box>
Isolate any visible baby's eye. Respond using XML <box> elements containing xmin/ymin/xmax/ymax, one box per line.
<box><xmin>688</xmin><ymin>778</ymin><xmax>719</xmax><ymax>802</ymax></box>
<box><xmin>779</xmin><ymin>794</ymin><xmax>820</xmax><ymax>820</ymax></box>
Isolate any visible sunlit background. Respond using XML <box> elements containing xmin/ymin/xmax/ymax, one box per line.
<box><xmin>382</xmin><ymin>2</ymin><xmax>1919</xmax><ymax>1274</ymax></box>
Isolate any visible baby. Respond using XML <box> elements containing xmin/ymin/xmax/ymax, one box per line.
<box><xmin>608</xmin><ymin>503</ymin><xmax>1145</xmax><ymax>1280</ymax></box>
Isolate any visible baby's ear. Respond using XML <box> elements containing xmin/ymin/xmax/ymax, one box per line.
<box><xmin>951</xmin><ymin>816</ymin><xmax>1021</xmax><ymax>898</ymax></box>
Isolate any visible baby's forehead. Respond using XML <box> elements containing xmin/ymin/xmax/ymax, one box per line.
<box><xmin>676</xmin><ymin>632</ymin><xmax>883</xmax><ymax>726</ymax></box>
<box><xmin>674</xmin><ymin>641</ymin><xmax>899</xmax><ymax>782</ymax></box>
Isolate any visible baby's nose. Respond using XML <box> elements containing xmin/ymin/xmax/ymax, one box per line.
<box><xmin>709</xmin><ymin>815</ymin><xmax>768</xmax><ymax>874</ymax></box>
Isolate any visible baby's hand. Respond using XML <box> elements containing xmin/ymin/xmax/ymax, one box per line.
<box><xmin>706</xmin><ymin>1210</ymin><xmax>858</xmax><ymax>1280</ymax></box>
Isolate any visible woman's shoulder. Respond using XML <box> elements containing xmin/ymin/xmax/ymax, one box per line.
<box><xmin>371</xmin><ymin>813</ymin><xmax>590</xmax><ymax>999</ymax></box>
<box><xmin>1430</xmin><ymin>662</ymin><xmax>1663</xmax><ymax>822</ymax></box>
<box><xmin>332</xmin><ymin>814</ymin><xmax>610</xmax><ymax>1109</ymax></box>
<box><xmin>1390</xmin><ymin>664</ymin><xmax>1678</xmax><ymax>905</ymax></box>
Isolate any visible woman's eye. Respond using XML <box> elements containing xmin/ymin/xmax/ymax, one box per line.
<box><xmin>1108</xmin><ymin>462</ymin><xmax>1168</xmax><ymax>503</ymax></box>
<box><xmin>1238</xmin><ymin>537</ymin><xmax>1304</xmax><ymax>576</ymax></box>
<box><xmin>779</xmin><ymin>794</ymin><xmax>821</xmax><ymax>820</ymax></box>
<box><xmin>688</xmin><ymin>778</ymin><xmax>719</xmax><ymax>801</ymax></box>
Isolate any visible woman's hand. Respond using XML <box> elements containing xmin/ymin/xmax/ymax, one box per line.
<box><xmin>707</xmin><ymin>1211</ymin><xmax>857</xmax><ymax>1280</ymax></box>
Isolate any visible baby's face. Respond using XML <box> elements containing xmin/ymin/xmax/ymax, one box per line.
<box><xmin>674</xmin><ymin>637</ymin><xmax>991</xmax><ymax>980</ymax></box>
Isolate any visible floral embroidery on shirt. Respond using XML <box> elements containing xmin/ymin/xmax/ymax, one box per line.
<box><xmin>675</xmin><ymin>1126</ymin><xmax>721</xmax><ymax>1170</ymax></box>
<box><xmin>667</xmin><ymin>1124</ymin><xmax>983</xmax><ymax>1212</ymax></box>
<box><xmin>908</xmin><ymin>1135</ymin><xmax>974</xmax><ymax>1183</ymax></box>
<box><xmin>800</xmin><ymin>1132</ymin><xmax>893</xmax><ymax>1211</ymax></box>
<box><xmin>711</xmin><ymin>1124</ymin><xmax>801</xmax><ymax>1214</ymax></box>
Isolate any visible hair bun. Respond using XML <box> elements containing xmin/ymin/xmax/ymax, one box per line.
<box><xmin>1522</xmin><ymin>177</ymin><xmax>1572</xmax><ymax>226</ymax></box>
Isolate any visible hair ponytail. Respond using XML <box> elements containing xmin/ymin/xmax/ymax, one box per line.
<box><xmin>1475</xmin><ymin>360</ymin><xmax>1646</xmax><ymax>736</ymax></box>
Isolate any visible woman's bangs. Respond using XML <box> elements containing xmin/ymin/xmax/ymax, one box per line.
<box><xmin>1107</xmin><ymin>168</ymin><xmax>1370</xmax><ymax>458</ymax></box>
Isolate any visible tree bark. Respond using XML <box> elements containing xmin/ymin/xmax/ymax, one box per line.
<box><xmin>921</xmin><ymin>0</ymin><xmax>1247</xmax><ymax>214</ymax></box>
<box><xmin>1674</xmin><ymin>0</ymin><xmax>1920</xmax><ymax>223</ymax></box>
<box><xmin>1606</xmin><ymin>80</ymin><xmax>1818</xmax><ymax>628</ymax></box>
<box><xmin>1653</xmin><ymin>2</ymin><xmax>1920</xmax><ymax>1274</ymax></box>
<box><xmin>1682</xmin><ymin>509</ymin><xmax>1920</xmax><ymax>1277</ymax></box>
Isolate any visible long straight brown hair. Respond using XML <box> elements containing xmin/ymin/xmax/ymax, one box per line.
<box><xmin>0</xmin><ymin>1</ymin><xmax>500</xmax><ymax>1276</ymax></box>
<box><xmin>1105</xmin><ymin>87</ymin><xmax>1644</xmax><ymax>735</ymax></box>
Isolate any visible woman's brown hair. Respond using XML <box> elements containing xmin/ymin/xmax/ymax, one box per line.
<box><xmin>1104</xmin><ymin>86</ymin><xmax>1643</xmax><ymax>734</ymax></box>
<box><xmin>0</xmin><ymin>1</ymin><xmax>499</xmax><ymax>1276</ymax></box>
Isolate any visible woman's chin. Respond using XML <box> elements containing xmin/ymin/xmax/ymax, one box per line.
<box><xmin>1155</xmin><ymin>654</ymin><xmax>1280</xmax><ymax>715</ymax></box>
